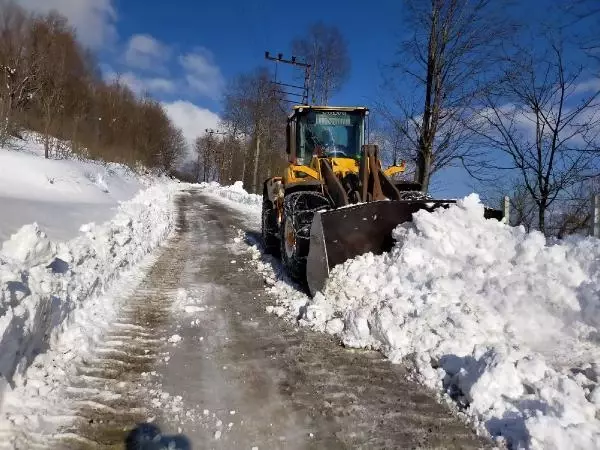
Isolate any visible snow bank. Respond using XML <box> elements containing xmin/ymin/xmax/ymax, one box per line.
<box><xmin>0</xmin><ymin>180</ymin><xmax>184</xmax><ymax>406</ymax></box>
<box><xmin>198</xmin><ymin>181</ymin><xmax>262</xmax><ymax>207</ymax></box>
<box><xmin>254</xmin><ymin>195</ymin><xmax>600</xmax><ymax>449</ymax></box>
<box><xmin>0</xmin><ymin>134</ymin><xmax>145</xmax><ymax>242</ymax></box>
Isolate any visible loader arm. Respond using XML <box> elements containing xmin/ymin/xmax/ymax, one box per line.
<box><xmin>365</xmin><ymin>144</ymin><xmax>402</xmax><ymax>201</ymax></box>
<box><xmin>320</xmin><ymin>159</ymin><xmax>349</xmax><ymax>207</ymax></box>
<box><xmin>321</xmin><ymin>144</ymin><xmax>402</xmax><ymax>206</ymax></box>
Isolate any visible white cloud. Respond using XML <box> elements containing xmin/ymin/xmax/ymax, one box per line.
<box><xmin>125</xmin><ymin>34</ymin><xmax>170</xmax><ymax>70</ymax></box>
<box><xmin>163</xmin><ymin>100</ymin><xmax>220</xmax><ymax>146</ymax></box>
<box><xmin>179</xmin><ymin>48</ymin><xmax>225</xmax><ymax>100</ymax></box>
<box><xmin>16</xmin><ymin>0</ymin><xmax>117</xmax><ymax>48</ymax></box>
<box><xmin>476</xmin><ymin>102</ymin><xmax>599</xmax><ymax>148</ymax></box>
<box><xmin>573</xmin><ymin>78</ymin><xmax>600</xmax><ymax>94</ymax></box>
<box><xmin>105</xmin><ymin>71</ymin><xmax>175</xmax><ymax>95</ymax></box>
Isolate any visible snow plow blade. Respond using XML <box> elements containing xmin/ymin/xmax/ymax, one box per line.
<box><xmin>306</xmin><ymin>200</ymin><xmax>503</xmax><ymax>296</ymax></box>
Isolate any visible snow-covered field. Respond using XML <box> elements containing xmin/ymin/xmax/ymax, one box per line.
<box><xmin>0</xmin><ymin>134</ymin><xmax>145</xmax><ymax>242</ymax></box>
<box><xmin>205</xmin><ymin>183</ymin><xmax>600</xmax><ymax>450</ymax></box>
<box><xmin>0</xmin><ymin>136</ymin><xmax>187</xmax><ymax>412</ymax></box>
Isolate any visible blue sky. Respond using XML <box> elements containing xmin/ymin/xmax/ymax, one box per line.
<box><xmin>109</xmin><ymin>0</ymin><xmax>405</xmax><ymax>108</ymax></box>
<box><xmin>18</xmin><ymin>0</ymin><xmax>409</xmax><ymax>170</ymax></box>
<box><xmin>15</xmin><ymin>0</ymin><xmax>599</xmax><ymax>199</ymax></box>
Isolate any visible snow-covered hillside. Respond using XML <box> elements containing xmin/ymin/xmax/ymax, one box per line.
<box><xmin>0</xmin><ymin>134</ymin><xmax>144</xmax><ymax>242</ymax></box>
<box><xmin>205</xmin><ymin>183</ymin><xmax>600</xmax><ymax>450</ymax></box>
<box><xmin>0</xmin><ymin>136</ymin><xmax>187</xmax><ymax>407</ymax></box>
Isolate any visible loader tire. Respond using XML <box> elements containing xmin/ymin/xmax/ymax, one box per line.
<box><xmin>280</xmin><ymin>191</ymin><xmax>331</xmax><ymax>281</ymax></box>
<box><xmin>261</xmin><ymin>198</ymin><xmax>280</xmax><ymax>255</ymax></box>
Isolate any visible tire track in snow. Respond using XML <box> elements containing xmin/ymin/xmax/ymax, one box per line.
<box><xmin>51</xmin><ymin>197</ymin><xmax>194</xmax><ymax>448</ymax></box>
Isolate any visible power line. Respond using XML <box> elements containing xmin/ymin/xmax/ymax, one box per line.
<box><xmin>264</xmin><ymin>51</ymin><xmax>311</xmax><ymax>105</ymax></box>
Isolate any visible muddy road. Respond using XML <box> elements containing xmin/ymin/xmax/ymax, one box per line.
<box><xmin>5</xmin><ymin>190</ymin><xmax>489</xmax><ymax>449</ymax></box>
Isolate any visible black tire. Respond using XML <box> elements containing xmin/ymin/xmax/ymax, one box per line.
<box><xmin>280</xmin><ymin>191</ymin><xmax>331</xmax><ymax>281</ymax></box>
<box><xmin>261</xmin><ymin>197</ymin><xmax>280</xmax><ymax>255</ymax></box>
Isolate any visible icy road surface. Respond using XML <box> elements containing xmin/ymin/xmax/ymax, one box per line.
<box><xmin>5</xmin><ymin>190</ymin><xmax>489</xmax><ymax>449</ymax></box>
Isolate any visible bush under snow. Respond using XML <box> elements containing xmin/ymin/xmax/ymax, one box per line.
<box><xmin>0</xmin><ymin>181</ymin><xmax>184</xmax><ymax>405</ymax></box>
<box><xmin>251</xmin><ymin>193</ymin><xmax>600</xmax><ymax>449</ymax></box>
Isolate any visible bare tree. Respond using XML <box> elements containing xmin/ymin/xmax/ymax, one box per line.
<box><xmin>29</xmin><ymin>11</ymin><xmax>87</xmax><ymax>158</ymax></box>
<box><xmin>194</xmin><ymin>133</ymin><xmax>216</xmax><ymax>182</ymax></box>
<box><xmin>471</xmin><ymin>42</ymin><xmax>600</xmax><ymax>234</ymax></box>
<box><xmin>560</xmin><ymin>0</ymin><xmax>600</xmax><ymax>63</ymax></box>
<box><xmin>292</xmin><ymin>22</ymin><xmax>350</xmax><ymax>105</ymax></box>
<box><xmin>383</xmin><ymin>0</ymin><xmax>512</xmax><ymax>192</ymax></box>
<box><xmin>0</xmin><ymin>2</ymin><xmax>37</xmax><ymax>143</ymax></box>
<box><xmin>552</xmin><ymin>177</ymin><xmax>600</xmax><ymax>238</ymax></box>
<box><xmin>160</xmin><ymin>124</ymin><xmax>186</xmax><ymax>172</ymax></box>
<box><xmin>221</xmin><ymin>68</ymin><xmax>287</xmax><ymax>192</ymax></box>
<box><xmin>0</xmin><ymin>2</ymin><xmax>186</xmax><ymax>172</ymax></box>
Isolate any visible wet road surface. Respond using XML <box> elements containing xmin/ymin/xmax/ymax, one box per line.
<box><xmin>4</xmin><ymin>190</ymin><xmax>490</xmax><ymax>449</ymax></box>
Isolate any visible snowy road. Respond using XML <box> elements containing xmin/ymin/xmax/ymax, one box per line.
<box><xmin>6</xmin><ymin>190</ymin><xmax>489</xmax><ymax>449</ymax></box>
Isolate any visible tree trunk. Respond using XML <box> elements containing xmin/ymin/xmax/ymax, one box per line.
<box><xmin>252</xmin><ymin>133</ymin><xmax>261</xmax><ymax>194</ymax></box>
<box><xmin>414</xmin><ymin>3</ymin><xmax>438</xmax><ymax>194</ymax></box>
<box><xmin>44</xmin><ymin>133</ymin><xmax>50</xmax><ymax>159</ymax></box>
<box><xmin>241</xmin><ymin>141</ymin><xmax>248</xmax><ymax>185</ymax></box>
<box><xmin>415</xmin><ymin>141</ymin><xmax>432</xmax><ymax>193</ymax></box>
<box><xmin>196</xmin><ymin>149</ymin><xmax>201</xmax><ymax>182</ymax></box>
<box><xmin>203</xmin><ymin>151</ymin><xmax>209</xmax><ymax>182</ymax></box>
<box><xmin>1</xmin><ymin>88</ymin><xmax>13</xmax><ymax>145</ymax></box>
<box><xmin>538</xmin><ymin>201</ymin><xmax>547</xmax><ymax>235</ymax></box>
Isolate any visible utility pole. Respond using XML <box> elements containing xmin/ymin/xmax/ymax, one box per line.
<box><xmin>204</xmin><ymin>128</ymin><xmax>227</xmax><ymax>183</ymax></box>
<box><xmin>265</xmin><ymin>51</ymin><xmax>311</xmax><ymax>104</ymax></box>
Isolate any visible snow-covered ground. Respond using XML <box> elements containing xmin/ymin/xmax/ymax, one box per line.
<box><xmin>0</xmin><ymin>135</ymin><xmax>188</xmax><ymax>413</ymax></box>
<box><xmin>197</xmin><ymin>181</ymin><xmax>262</xmax><ymax>209</ymax></box>
<box><xmin>0</xmin><ymin>134</ymin><xmax>145</xmax><ymax>242</ymax></box>
<box><xmin>204</xmin><ymin>183</ymin><xmax>600</xmax><ymax>450</ymax></box>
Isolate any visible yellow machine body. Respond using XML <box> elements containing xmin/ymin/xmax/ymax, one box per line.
<box><xmin>261</xmin><ymin>104</ymin><xmax>503</xmax><ymax>296</ymax></box>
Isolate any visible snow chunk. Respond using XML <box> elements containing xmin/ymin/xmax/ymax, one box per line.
<box><xmin>197</xmin><ymin>181</ymin><xmax>261</xmax><ymax>207</ymax></box>
<box><xmin>168</xmin><ymin>334</ymin><xmax>182</xmax><ymax>344</ymax></box>
<box><xmin>1</xmin><ymin>223</ymin><xmax>56</xmax><ymax>266</ymax></box>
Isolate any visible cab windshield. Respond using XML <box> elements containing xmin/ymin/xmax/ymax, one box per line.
<box><xmin>297</xmin><ymin>110</ymin><xmax>365</xmax><ymax>164</ymax></box>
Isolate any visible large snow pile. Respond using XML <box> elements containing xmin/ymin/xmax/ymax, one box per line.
<box><xmin>253</xmin><ymin>194</ymin><xmax>600</xmax><ymax>449</ymax></box>
<box><xmin>0</xmin><ymin>181</ymin><xmax>184</xmax><ymax>406</ymax></box>
<box><xmin>198</xmin><ymin>181</ymin><xmax>262</xmax><ymax>207</ymax></box>
<box><xmin>0</xmin><ymin>134</ymin><xmax>145</xmax><ymax>242</ymax></box>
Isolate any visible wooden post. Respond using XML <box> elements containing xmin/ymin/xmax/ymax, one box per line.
<box><xmin>502</xmin><ymin>196</ymin><xmax>510</xmax><ymax>224</ymax></box>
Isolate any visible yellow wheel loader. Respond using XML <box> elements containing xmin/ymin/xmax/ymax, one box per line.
<box><xmin>262</xmin><ymin>105</ymin><xmax>502</xmax><ymax>296</ymax></box>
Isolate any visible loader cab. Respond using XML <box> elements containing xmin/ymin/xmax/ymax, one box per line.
<box><xmin>287</xmin><ymin>106</ymin><xmax>367</xmax><ymax>166</ymax></box>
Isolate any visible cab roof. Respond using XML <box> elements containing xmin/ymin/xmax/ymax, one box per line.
<box><xmin>289</xmin><ymin>105</ymin><xmax>369</xmax><ymax>119</ymax></box>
